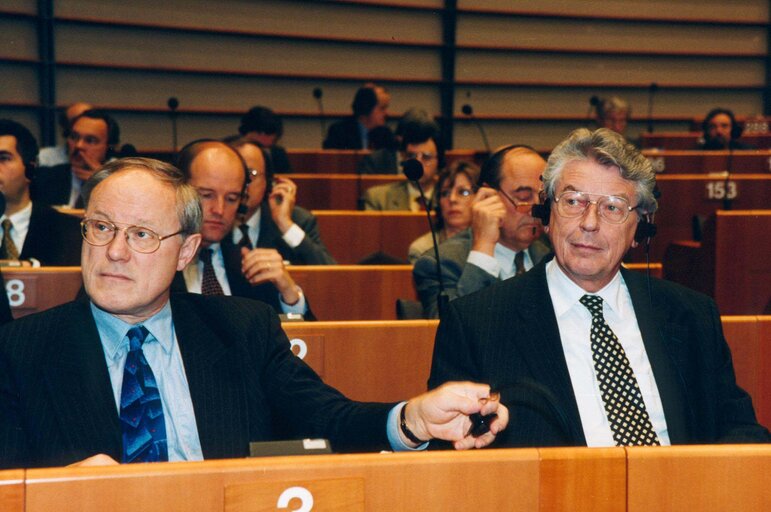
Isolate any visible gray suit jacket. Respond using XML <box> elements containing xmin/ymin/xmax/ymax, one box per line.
<box><xmin>413</xmin><ymin>229</ymin><xmax>552</xmax><ymax>318</ymax></box>
<box><xmin>362</xmin><ymin>180</ymin><xmax>412</xmax><ymax>211</ymax></box>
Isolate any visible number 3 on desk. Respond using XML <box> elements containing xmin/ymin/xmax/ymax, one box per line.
<box><xmin>277</xmin><ymin>486</ymin><xmax>314</xmax><ymax>512</ymax></box>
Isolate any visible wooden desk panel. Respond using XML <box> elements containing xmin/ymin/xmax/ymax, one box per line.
<box><xmin>0</xmin><ymin>470</ymin><xmax>24</xmax><ymax>512</ymax></box>
<box><xmin>627</xmin><ymin>445</ymin><xmax>771</xmax><ymax>511</ymax></box>
<box><xmin>642</xmin><ymin>150</ymin><xmax>771</xmax><ymax>174</ymax></box>
<box><xmin>291</xmin><ymin>265</ymin><xmax>416</xmax><ymax>321</ymax></box>
<box><xmin>3</xmin><ymin>267</ymin><xmax>82</xmax><ymax>319</ymax></box>
<box><xmin>626</xmin><ymin>174</ymin><xmax>771</xmax><ymax>263</ymax></box>
<box><xmin>282</xmin><ymin>320</ymin><xmax>438</xmax><ymax>402</ymax></box>
<box><xmin>292</xmin><ymin>174</ymin><xmax>402</xmax><ymax>210</ymax></box>
<box><xmin>722</xmin><ymin>316</ymin><xmax>770</xmax><ymax>428</ymax></box>
<box><xmin>287</xmin><ymin>149</ymin><xmax>488</xmax><ymax>174</ymax></box>
<box><xmin>641</xmin><ymin>132</ymin><xmax>771</xmax><ymax>150</ymax></box>
<box><xmin>24</xmin><ymin>450</ymin><xmax>541</xmax><ymax>512</ymax></box>
<box><xmin>314</xmin><ymin>211</ymin><xmax>428</xmax><ymax>264</ymax></box>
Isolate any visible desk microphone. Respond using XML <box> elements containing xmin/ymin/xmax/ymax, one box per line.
<box><xmin>167</xmin><ymin>97</ymin><xmax>180</xmax><ymax>153</ymax></box>
<box><xmin>588</xmin><ymin>95</ymin><xmax>600</xmax><ymax>123</ymax></box>
<box><xmin>403</xmin><ymin>158</ymin><xmax>448</xmax><ymax>317</ymax></box>
<box><xmin>647</xmin><ymin>82</ymin><xmax>658</xmax><ymax>133</ymax></box>
<box><xmin>313</xmin><ymin>87</ymin><xmax>326</xmax><ymax>140</ymax></box>
<box><xmin>461</xmin><ymin>104</ymin><xmax>491</xmax><ymax>155</ymax></box>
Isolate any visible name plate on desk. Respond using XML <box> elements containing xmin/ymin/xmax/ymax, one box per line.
<box><xmin>225</xmin><ymin>478</ymin><xmax>364</xmax><ymax>512</ymax></box>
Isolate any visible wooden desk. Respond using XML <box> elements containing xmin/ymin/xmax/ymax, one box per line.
<box><xmin>0</xmin><ymin>470</ymin><xmax>24</xmax><ymax>512</ymax></box>
<box><xmin>291</xmin><ymin>265</ymin><xmax>416</xmax><ymax>320</ymax></box>
<box><xmin>627</xmin><ymin>445</ymin><xmax>771</xmax><ymax>511</ymax></box>
<box><xmin>282</xmin><ymin>320</ymin><xmax>437</xmax><ymax>402</ymax></box>
<box><xmin>3</xmin><ymin>267</ymin><xmax>82</xmax><ymax>319</ymax></box>
<box><xmin>642</xmin><ymin>149</ymin><xmax>771</xmax><ymax>174</ymax></box>
<box><xmin>292</xmin><ymin>173</ymin><xmax>402</xmax><ymax>210</ymax></box>
<box><xmin>626</xmin><ymin>174</ymin><xmax>771</xmax><ymax>263</ymax></box>
<box><xmin>314</xmin><ymin>211</ymin><xmax>428</xmax><ymax>264</ymax></box>
<box><xmin>641</xmin><ymin>132</ymin><xmax>771</xmax><ymax>150</ymax></box>
<box><xmin>287</xmin><ymin>149</ymin><xmax>489</xmax><ymax>174</ymax></box>
<box><xmin>19</xmin><ymin>446</ymin><xmax>771</xmax><ymax>511</ymax></box>
<box><xmin>663</xmin><ymin>210</ymin><xmax>771</xmax><ymax>315</ymax></box>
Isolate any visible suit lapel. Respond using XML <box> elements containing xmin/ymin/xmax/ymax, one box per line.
<box><xmin>43</xmin><ymin>300</ymin><xmax>122</xmax><ymax>459</ymax></box>
<box><xmin>623</xmin><ymin>269</ymin><xmax>690</xmax><ymax>443</ymax></box>
<box><xmin>511</xmin><ymin>264</ymin><xmax>587</xmax><ymax>444</ymax></box>
<box><xmin>20</xmin><ymin>203</ymin><xmax>44</xmax><ymax>261</ymax></box>
<box><xmin>171</xmin><ymin>296</ymin><xmax>249</xmax><ymax>459</ymax></box>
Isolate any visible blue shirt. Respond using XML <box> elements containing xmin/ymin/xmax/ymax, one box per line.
<box><xmin>91</xmin><ymin>301</ymin><xmax>418</xmax><ymax>457</ymax></box>
<box><xmin>91</xmin><ymin>301</ymin><xmax>204</xmax><ymax>461</ymax></box>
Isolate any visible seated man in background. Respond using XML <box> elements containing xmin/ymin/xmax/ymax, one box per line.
<box><xmin>357</xmin><ymin>107</ymin><xmax>433</xmax><ymax>174</ymax></box>
<box><xmin>323</xmin><ymin>84</ymin><xmax>393</xmax><ymax>150</ymax></box>
<box><xmin>429</xmin><ymin>128</ymin><xmax>769</xmax><ymax>447</ymax></box>
<box><xmin>699</xmin><ymin>107</ymin><xmax>756</xmax><ymax>150</ymax></box>
<box><xmin>32</xmin><ymin>109</ymin><xmax>120</xmax><ymax>207</ymax></box>
<box><xmin>413</xmin><ymin>145</ymin><xmax>551</xmax><ymax>318</ymax></box>
<box><xmin>231</xmin><ymin>139</ymin><xmax>335</xmax><ymax>265</ymax></box>
<box><xmin>0</xmin><ymin>120</ymin><xmax>81</xmax><ymax>266</ymax></box>
<box><xmin>595</xmin><ymin>96</ymin><xmax>630</xmax><ymax>137</ymax></box>
<box><xmin>0</xmin><ymin>157</ymin><xmax>508</xmax><ymax>468</ymax></box>
<box><xmin>238</xmin><ymin>106</ymin><xmax>292</xmax><ymax>173</ymax></box>
<box><xmin>176</xmin><ymin>140</ymin><xmax>311</xmax><ymax>317</ymax></box>
<box><xmin>408</xmin><ymin>160</ymin><xmax>479</xmax><ymax>264</ymax></box>
<box><xmin>363</xmin><ymin>123</ymin><xmax>442</xmax><ymax>211</ymax></box>
<box><xmin>37</xmin><ymin>101</ymin><xmax>92</xmax><ymax>168</ymax></box>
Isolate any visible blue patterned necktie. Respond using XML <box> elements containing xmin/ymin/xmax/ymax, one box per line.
<box><xmin>120</xmin><ymin>325</ymin><xmax>168</xmax><ymax>462</ymax></box>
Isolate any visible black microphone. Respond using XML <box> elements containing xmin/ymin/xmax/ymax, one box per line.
<box><xmin>313</xmin><ymin>87</ymin><xmax>326</xmax><ymax>141</ymax></box>
<box><xmin>119</xmin><ymin>143</ymin><xmax>137</xmax><ymax>157</ymax></box>
<box><xmin>588</xmin><ymin>95</ymin><xmax>600</xmax><ymax>123</ymax></box>
<box><xmin>167</xmin><ymin>96</ymin><xmax>180</xmax><ymax>153</ymax></box>
<box><xmin>461</xmin><ymin>103</ymin><xmax>491</xmax><ymax>154</ymax></box>
<box><xmin>402</xmin><ymin>158</ymin><xmax>448</xmax><ymax>317</ymax></box>
<box><xmin>647</xmin><ymin>82</ymin><xmax>658</xmax><ymax>133</ymax></box>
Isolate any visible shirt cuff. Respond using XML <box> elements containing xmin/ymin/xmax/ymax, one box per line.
<box><xmin>387</xmin><ymin>402</ymin><xmax>429</xmax><ymax>451</ymax></box>
<box><xmin>279</xmin><ymin>286</ymin><xmax>308</xmax><ymax>315</ymax></box>
<box><xmin>281</xmin><ymin>223</ymin><xmax>305</xmax><ymax>249</ymax></box>
<box><xmin>467</xmin><ymin>250</ymin><xmax>500</xmax><ymax>278</ymax></box>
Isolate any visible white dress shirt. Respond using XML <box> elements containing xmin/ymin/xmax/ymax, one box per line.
<box><xmin>183</xmin><ymin>243</ymin><xmax>307</xmax><ymax>315</ymax></box>
<box><xmin>232</xmin><ymin>207</ymin><xmax>305</xmax><ymax>249</ymax></box>
<box><xmin>467</xmin><ymin>243</ymin><xmax>533</xmax><ymax>280</ymax></box>
<box><xmin>545</xmin><ymin>259</ymin><xmax>671</xmax><ymax>446</ymax></box>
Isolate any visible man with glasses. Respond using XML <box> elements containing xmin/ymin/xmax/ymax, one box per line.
<box><xmin>33</xmin><ymin>109</ymin><xmax>119</xmax><ymax>208</ymax></box>
<box><xmin>0</xmin><ymin>156</ymin><xmax>509</xmax><ymax>468</ymax></box>
<box><xmin>428</xmin><ymin>128</ymin><xmax>769</xmax><ymax>447</ymax></box>
<box><xmin>231</xmin><ymin>139</ymin><xmax>334</xmax><ymax>264</ymax></box>
<box><xmin>363</xmin><ymin>128</ymin><xmax>442</xmax><ymax>211</ymax></box>
<box><xmin>414</xmin><ymin>145</ymin><xmax>551</xmax><ymax>318</ymax></box>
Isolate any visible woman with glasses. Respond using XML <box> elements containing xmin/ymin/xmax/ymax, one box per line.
<box><xmin>408</xmin><ymin>161</ymin><xmax>479</xmax><ymax>264</ymax></box>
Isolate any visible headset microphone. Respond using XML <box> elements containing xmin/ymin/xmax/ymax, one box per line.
<box><xmin>403</xmin><ymin>158</ymin><xmax>449</xmax><ymax>317</ymax></box>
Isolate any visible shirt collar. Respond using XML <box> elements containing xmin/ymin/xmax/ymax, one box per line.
<box><xmin>546</xmin><ymin>259</ymin><xmax>624</xmax><ymax>318</ymax></box>
<box><xmin>1</xmin><ymin>201</ymin><xmax>32</xmax><ymax>232</ymax></box>
<box><xmin>91</xmin><ymin>300</ymin><xmax>175</xmax><ymax>362</ymax></box>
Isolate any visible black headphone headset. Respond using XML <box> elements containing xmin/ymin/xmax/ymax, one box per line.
<box><xmin>24</xmin><ymin>159</ymin><xmax>36</xmax><ymax>182</ymax></box>
<box><xmin>176</xmin><ymin>138</ymin><xmax>252</xmax><ymax>215</ymax></box>
<box><xmin>531</xmin><ymin>191</ymin><xmax>657</xmax><ymax>244</ymax></box>
<box><xmin>702</xmin><ymin>108</ymin><xmax>743</xmax><ymax>141</ymax></box>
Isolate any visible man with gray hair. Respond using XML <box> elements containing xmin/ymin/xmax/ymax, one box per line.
<box><xmin>0</xmin><ymin>157</ymin><xmax>509</xmax><ymax>469</ymax></box>
<box><xmin>428</xmin><ymin>128</ymin><xmax>769</xmax><ymax>448</ymax></box>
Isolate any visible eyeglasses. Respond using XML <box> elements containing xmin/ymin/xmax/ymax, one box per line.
<box><xmin>439</xmin><ymin>187</ymin><xmax>474</xmax><ymax>200</ymax></box>
<box><xmin>553</xmin><ymin>190</ymin><xmax>638</xmax><ymax>224</ymax></box>
<box><xmin>81</xmin><ymin>218</ymin><xmax>184</xmax><ymax>254</ymax></box>
<box><xmin>497</xmin><ymin>188</ymin><xmax>537</xmax><ymax>214</ymax></box>
<box><xmin>248</xmin><ymin>168</ymin><xmax>265</xmax><ymax>179</ymax></box>
<box><xmin>406</xmin><ymin>151</ymin><xmax>437</xmax><ymax>162</ymax></box>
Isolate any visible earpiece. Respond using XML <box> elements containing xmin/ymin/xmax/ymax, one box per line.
<box><xmin>634</xmin><ymin>214</ymin><xmax>657</xmax><ymax>244</ymax></box>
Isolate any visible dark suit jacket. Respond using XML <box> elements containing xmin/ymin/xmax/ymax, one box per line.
<box><xmin>413</xmin><ymin>229</ymin><xmax>552</xmax><ymax>318</ymax></box>
<box><xmin>323</xmin><ymin>118</ymin><xmax>364</xmax><ymax>150</ymax></box>
<box><xmin>251</xmin><ymin>205</ymin><xmax>335</xmax><ymax>265</ymax></box>
<box><xmin>172</xmin><ymin>239</ymin><xmax>316</xmax><ymax>320</ymax></box>
<box><xmin>0</xmin><ymin>294</ymin><xmax>391</xmax><ymax>468</ymax></box>
<box><xmin>428</xmin><ymin>258</ymin><xmax>770</xmax><ymax>447</ymax></box>
<box><xmin>269</xmin><ymin>145</ymin><xmax>292</xmax><ymax>173</ymax></box>
<box><xmin>30</xmin><ymin>163</ymin><xmax>73</xmax><ymax>206</ymax></box>
<box><xmin>18</xmin><ymin>202</ymin><xmax>82</xmax><ymax>266</ymax></box>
